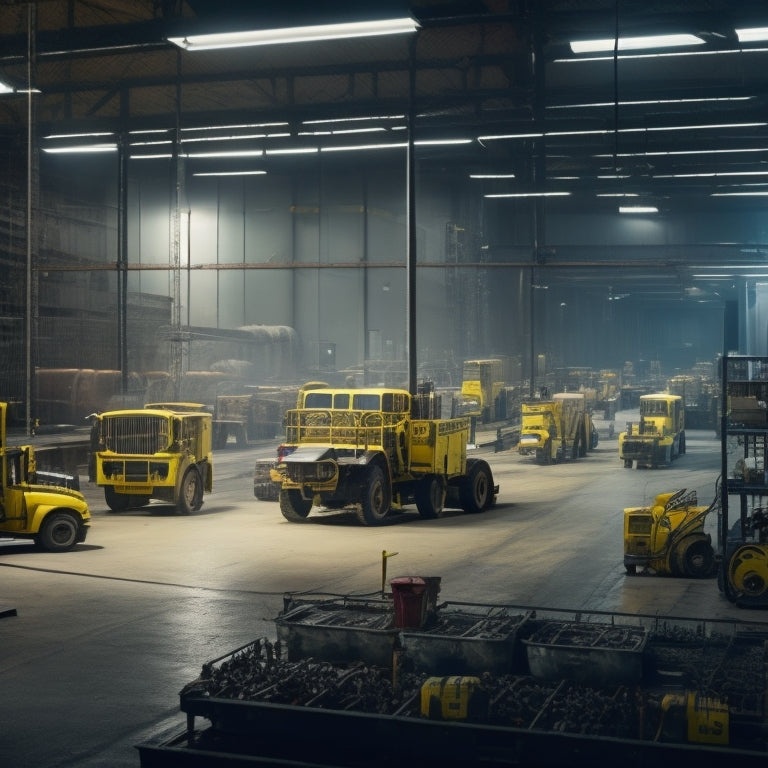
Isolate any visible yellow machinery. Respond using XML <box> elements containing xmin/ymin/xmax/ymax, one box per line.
<box><xmin>518</xmin><ymin>392</ymin><xmax>598</xmax><ymax>464</ymax></box>
<box><xmin>455</xmin><ymin>358</ymin><xmax>505</xmax><ymax>422</ymax></box>
<box><xmin>658</xmin><ymin>692</ymin><xmax>729</xmax><ymax>745</ymax></box>
<box><xmin>420</xmin><ymin>676</ymin><xmax>487</xmax><ymax>721</ymax></box>
<box><xmin>89</xmin><ymin>402</ymin><xmax>213</xmax><ymax>514</ymax></box>
<box><xmin>619</xmin><ymin>393</ymin><xmax>685</xmax><ymax>468</ymax></box>
<box><xmin>0</xmin><ymin>402</ymin><xmax>90</xmax><ymax>551</ymax></box>
<box><xmin>623</xmin><ymin>488</ymin><xmax>716</xmax><ymax>576</ymax></box>
<box><xmin>270</xmin><ymin>382</ymin><xmax>498</xmax><ymax>525</ymax></box>
<box><xmin>721</xmin><ymin>509</ymin><xmax>768</xmax><ymax>606</ymax></box>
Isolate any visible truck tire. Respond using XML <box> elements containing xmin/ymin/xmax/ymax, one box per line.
<box><xmin>416</xmin><ymin>475</ymin><xmax>445</xmax><ymax>519</ymax></box>
<box><xmin>357</xmin><ymin>465</ymin><xmax>391</xmax><ymax>526</ymax></box>
<box><xmin>36</xmin><ymin>511</ymin><xmax>80</xmax><ymax>552</ymax></box>
<box><xmin>105</xmin><ymin>485</ymin><xmax>131</xmax><ymax>512</ymax></box>
<box><xmin>177</xmin><ymin>468</ymin><xmax>203</xmax><ymax>514</ymax></box>
<box><xmin>459</xmin><ymin>459</ymin><xmax>494</xmax><ymax>513</ymax></box>
<box><xmin>676</xmin><ymin>536</ymin><xmax>715</xmax><ymax>578</ymax></box>
<box><xmin>279</xmin><ymin>489</ymin><xmax>312</xmax><ymax>522</ymax></box>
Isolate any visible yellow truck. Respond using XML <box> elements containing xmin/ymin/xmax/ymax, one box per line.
<box><xmin>619</xmin><ymin>393</ymin><xmax>685</xmax><ymax>468</ymax></box>
<box><xmin>270</xmin><ymin>384</ymin><xmax>498</xmax><ymax>525</ymax></box>
<box><xmin>454</xmin><ymin>359</ymin><xmax>505</xmax><ymax>422</ymax></box>
<box><xmin>89</xmin><ymin>402</ymin><xmax>213</xmax><ymax>514</ymax></box>
<box><xmin>623</xmin><ymin>488</ymin><xmax>716</xmax><ymax>577</ymax></box>
<box><xmin>518</xmin><ymin>392</ymin><xmax>597</xmax><ymax>463</ymax></box>
<box><xmin>0</xmin><ymin>402</ymin><xmax>90</xmax><ymax>551</ymax></box>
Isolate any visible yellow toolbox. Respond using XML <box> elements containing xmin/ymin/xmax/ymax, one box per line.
<box><xmin>420</xmin><ymin>676</ymin><xmax>487</xmax><ymax>721</ymax></box>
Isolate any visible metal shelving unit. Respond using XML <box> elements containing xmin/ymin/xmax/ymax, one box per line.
<box><xmin>720</xmin><ymin>355</ymin><xmax>768</xmax><ymax>606</ymax></box>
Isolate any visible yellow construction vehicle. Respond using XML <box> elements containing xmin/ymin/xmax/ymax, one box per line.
<box><xmin>454</xmin><ymin>358</ymin><xmax>505</xmax><ymax>422</ymax></box>
<box><xmin>518</xmin><ymin>392</ymin><xmax>598</xmax><ymax>464</ymax></box>
<box><xmin>89</xmin><ymin>402</ymin><xmax>213</xmax><ymax>514</ymax></box>
<box><xmin>270</xmin><ymin>382</ymin><xmax>498</xmax><ymax>525</ymax></box>
<box><xmin>619</xmin><ymin>393</ymin><xmax>685</xmax><ymax>468</ymax></box>
<box><xmin>720</xmin><ymin>508</ymin><xmax>768</xmax><ymax>607</ymax></box>
<box><xmin>0</xmin><ymin>402</ymin><xmax>90</xmax><ymax>551</ymax></box>
<box><xmin>623</xmin><ymin>488</ymin><xmax>717</xmax><ymax>577</ymax></box>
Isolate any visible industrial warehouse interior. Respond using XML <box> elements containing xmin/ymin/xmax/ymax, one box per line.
<box><xmin>4</xmin><ymin>0</ymin><xmax>768</xmax><ymax>765</ymax></box>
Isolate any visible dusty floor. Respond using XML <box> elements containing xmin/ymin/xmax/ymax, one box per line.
<box><xmin>0</xmin><ymin>415</ymin><xmax>761</xmax><ymax>767</ymax></box>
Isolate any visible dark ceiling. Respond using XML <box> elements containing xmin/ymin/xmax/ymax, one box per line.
<box><xmin>2</xmin><ymin>0</ymin><xmax>768</xmax><ymax>303</ymax></box>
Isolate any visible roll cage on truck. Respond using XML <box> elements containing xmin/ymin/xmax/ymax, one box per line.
<box><xmin>270</xmin><ymin>383</ymin><xmax>499</xmax><ymax>525</ymax></box>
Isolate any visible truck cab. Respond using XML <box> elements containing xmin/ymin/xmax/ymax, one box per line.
<box><xmin>0</xmin><ymin>402</ymin><xmax>90</xmax><ymax>551</ymax></box>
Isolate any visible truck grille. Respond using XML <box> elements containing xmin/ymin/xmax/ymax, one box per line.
<box><xmin>102</xmin><ymin>415</ymin><xmax>170</xmax><ymax>454</ymax></box>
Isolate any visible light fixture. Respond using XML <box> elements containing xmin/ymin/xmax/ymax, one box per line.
<box><xmin>570</xmin><ymin>33</ymin><xmax>705</xmax><ymax>54</ymax></box>
<box><xmin>168</xmin><ymin>18</ymin><xmax>419</xmax><ymax>51</ymax></box>
<box><xmin>736</xmin><ymin>27</ymin><xmax>768</xmax><ymax>43</ymax></box>
<box><xmin>485</xmin><ymin>192</ymin><xmax>571</xmax><ymax>198</ymax></box>
<box><xmin>320</xmin><ymin>142</ymin><xmax>407</xmax><ymax>152</ymax></box>
<box><xmin>193</xmin><ymin>170</ymin><xmax>267</xmax><ymax>177</ymax></box>
<box><xmin>0</xmin><ymin>79</ymin><xmax>14</xmax><ymax>94</ymax></box>
<box><xmin>619</xmin><ymin>205</ymin><xmax>658</xmax><ymax>214</ymax></box>
<box><xmin>42</xmin><ymin>144</ymin><xmax>118</xmax><ymax>154</ymax></box>
<box><xmin>469</xmin><ymin>174</ymin><xmax>515</xmax><ymax>179</ymax></box>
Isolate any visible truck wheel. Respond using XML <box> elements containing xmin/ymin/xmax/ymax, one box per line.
<box><xmin>105</xmin><ymin>486</ymin><xmax>131</xmax><ymax>512</ymax></box>
<box><xmin>36</xmin><ymin>511</ymin><xmax>80</xmax><ymax>552</ymax></box>
<box><xmin>679</xmin><ymin>432</ymin><xmax>686</xmax><ymax>455</ymax></box>
<box><xmin>416</xmin><ymin>475</ymin><xmax>445</xmax><ymax>519</ymax></box>
<box><xmin>357</xmin><ymin>466</ymin><xmax>391</xmax><ymax>525</ymax></box>
<box><xmin>676</xmin><ymin>536</ymin><xmax>715</xmax><ymax>578</ymax></box>
<box><xmin>177</xmin><ymin>468</ymin><xmax>203</xmax><ymax>514</ymax></box>
<box><xmin>459</xmin><ymin>459</ymin><xmax>493</xmax><ymax>513</ymax></box>
<box><xmin>279</xmin><ymin>489</ymin><xmax>312</xmax><ymax>522</ymax></box>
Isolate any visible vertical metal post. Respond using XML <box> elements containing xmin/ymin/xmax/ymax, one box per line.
<box><xmin>117</xmin><ymin>132</ymin><xmax>128</xmax><ymax>394</ymax></box>
<box><xmin>24</xmin><ymin>3</ymin><xmax>35</xmax><ymax>435</ymax></box>
<box><xmin>170</xmin><ymin>55</ymin><xmax>183</xmax><ymax>398</ymax></box>
<box><xmin>407</xmin><ymin>38</ymin><xmax>417</xmax><ymax>395</ymax></box>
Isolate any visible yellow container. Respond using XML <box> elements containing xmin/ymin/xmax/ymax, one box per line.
<box><xmin>420</xmin><ymin>676</ymin><xmax>486</xmax><ymax>721</ymax></box>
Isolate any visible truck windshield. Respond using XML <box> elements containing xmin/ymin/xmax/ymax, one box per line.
<box><xmin>641</xmin><ymin>400</ymin><xmax>669</xmax><ymax>417</ymax></box>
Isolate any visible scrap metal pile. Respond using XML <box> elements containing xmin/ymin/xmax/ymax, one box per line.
<box><xmin>137</xmin><ymin>602</ymin><xmax>768</xmax><ymax>767</ymax></box>
<box><xmin>179</xmin><ymin>609</ymin><xmax>768</xmax><ymax>748</ymax></box>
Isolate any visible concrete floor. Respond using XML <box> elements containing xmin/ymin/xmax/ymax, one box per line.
<box><xmin>0</xmin><ymin>414</ymin><xmax>762</xmax><ymax>767</ymax></box>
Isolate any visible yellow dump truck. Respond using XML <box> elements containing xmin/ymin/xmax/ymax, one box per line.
<box><xmin>270</xmin><ymin>383</ymin><xmax>498</xmax><ymax>525</ymax></box>
<box><xmin>0</xmin><ymin>401</ymin><xmax>91</xmax><ymax>551</ymax></box>
<box><xmin>518</xmin><ymin>392</ymin><xmax>598</xmax><ymax>464</ymax></box>
<box><xmin>619</xmin><ymin>393</ymin><xmax>685</xmax><ymax>468</ymax></box>
<box><xmin>89</xmin><ymin>402</ymin><xmax>213</xmax><ymax>513</ymax></box>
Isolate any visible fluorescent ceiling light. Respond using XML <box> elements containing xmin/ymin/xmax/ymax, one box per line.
<box><xmin>548</xmin><ymin>96</ymin><xmax>752</xmax><ymax>109</ymax></box>
<box><xmin>619</xmin><ymin>205</ymin><xmax>658</xmax><ymax>213</ymax></box>
<box><xmin>130</xmin><ymin>140</ymin><xmax>173</xmax><ymax>146</ymax></box>
<box><xmin>415</xmin><ymin>138</ymin><xmax>473</xmax><ymax>146</ymax></box>
<box><xmin>711</xmin><ymin>191</ymin><xmax>768</xmax><ymax>196</ymax></box>
<box><xmin>130</xmin><ymin>154</ymin><xmax>172</xmax><ymax>160</ymax></box>
<box><xmin>597</xmin><ymin>193</ymin><xmax>638</xmax><ymax>197</ymax></box>
<box><xmin>193</xmin><ymin>170</ymin><xmax>267</xmax><ymax>177</ymax></box>
<box><xmin>42</xmin><ymin>144</ymin><xmax>118</xmax><ymax>153</ymax></box>
<box><xmin>298</xmin><ymin>127</ymin><xmax>386</xmax><ymax>136</ymax></box>
<box><xmin>0</xmin><ymin>80</ymin><xmax>14</xmax><ymax>94</ymax></box>
<box><xmin>303</xmin><ymin>115</ymin><xmax>404</xmax><ymax>125</ymax></box>
<box><xmin>181</xmin><ymin>122</ymin><xmax>287</xmax><ymax>132</ymax></box>
<box><xmin>320</xmin><ymin>142</ymin><xmax>407</xmax><ymax>152</ymax></box>
<box><xmin>469</xmin><ymin>174</ymin><xmax>515</xmax><ymax>179</ymax></box>
<box><xmin>480</xmin><ymin>121</ymin><xmax>765</xmax><ymax>142</ymax></box>
<box><xmin>168</xmin><ymin>18</ymin><xmax>419</xmax><ymax>51</ymax></box>
<box><xmin>570</xmin><ymin>33</ymin><xmax>704</xmax><ymax>54</ymax></box>
<box><xmin>185</xmin><ymin>149</ymin><xmax>264</xmax><ymax>159</ymax></box>
<box><xmin>44</xmin><ymin>131</ymin><xmax>113</xmax><ymax>139</ymax></box>
<box><xmin>736</xmin><ymin>27</ymin><xmax>768</xmax><ymax>43</ymax></box>
<box><xmin>265</xmin><ymin>147</ymin><xmax>319</xmax><ymax>155</ymax></box>
<box><xmin>484</xmin><ymin>192</ymin><xmax>571</xmax><ymax>198</ymax></box>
